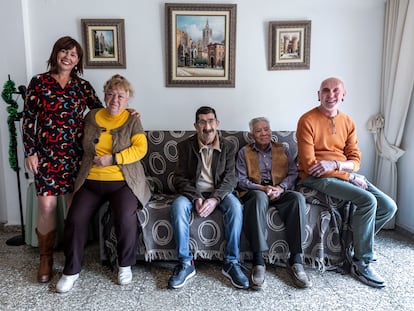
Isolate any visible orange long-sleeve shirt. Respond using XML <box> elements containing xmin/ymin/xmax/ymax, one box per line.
<box><xmin>296</xmin><ymin>107</ymin><xmax>361</xmax><ymax>181</ymax></box>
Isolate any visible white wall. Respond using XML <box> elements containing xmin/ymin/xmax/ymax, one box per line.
<box><xmin>0</xmin><ymin>0</ymin><xmax>390</xmax><ymax>226</ymax></box>
<box><xmin>0</xmin><ymin>0</ymin><xmax>28</xmax><ymax>225</ymax></box>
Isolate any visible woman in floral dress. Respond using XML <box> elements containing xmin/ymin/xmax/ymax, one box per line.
<box><xmin>22</xmin><ymin>36</ymin><xmax>102</xmax><ymax>283</ymax></box>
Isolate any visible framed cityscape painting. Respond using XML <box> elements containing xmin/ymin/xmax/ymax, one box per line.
<box><xmin>165</xmin><ymin>3</ymin><xmax>237</xmax><ymax>87</ymax></box>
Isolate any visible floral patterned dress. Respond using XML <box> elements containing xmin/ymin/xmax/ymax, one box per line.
<box><xmin>22</xmin><ymin>72</ymin><xmax>102</xmax><ymax>196</ymax></box>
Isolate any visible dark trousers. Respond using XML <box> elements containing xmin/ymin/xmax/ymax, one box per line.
<box><xmin>63</xmin><ymin>180</ymin><xmax>139</xmax><ymax>275</ymax></box>
<box><xmin>242</xmin><ymin>190</ymin><xmax>306</xmax><ymax>256</ymax></box>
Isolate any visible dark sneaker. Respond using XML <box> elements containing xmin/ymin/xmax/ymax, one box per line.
<box><xmin>351</xmin><ymin>259</ymin><xmax>385</xmax><ymax>288</ymax></box>
<box><xmin>250</xmin><ymin>265</ymin><xmax>266</xmax><ymax>290</ymax></box>
<box><xmin>168</xmin><ymin>262</ymin><xmax>196</xmax><ymax>289</ymax></box>
<box><xmin>222</xmin><ymin>262</ymin><xmax>249</xmax><ymax>289</ymax></box>
<box><xmin>287</xmin><ymin>263</ymin><xmax>312</xmax><ymax>288</ymax></box>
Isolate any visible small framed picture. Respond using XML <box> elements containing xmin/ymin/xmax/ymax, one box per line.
<box><xmin>165</xmin><ymin>3</ymin><xmax>237</xmax><ymax>87</ymax></box>
<box><xmin>81</xmin><ymin>19</ymin><xmax>126</xmax><ymax>69</ymax></box>
<box><xmin>268</xmin><ymin>20</ymin><xmax>311</xmax><ymax>70</ymax></box>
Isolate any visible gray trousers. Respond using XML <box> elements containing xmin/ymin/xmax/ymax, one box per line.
<box><xmin>242</xmin><ymin>190</ymin><xmax>306</xmax><ymax>256</ymax></box>
<box><xmin>300</xmin><ymin>176</ymin><xmax>397</xmax><ymax>261</ymax></box>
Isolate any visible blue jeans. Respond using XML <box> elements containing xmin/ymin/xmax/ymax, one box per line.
<box><xmin>170</xmin><ymin>193</ymin><xmax>243</xmax><ymax>265</ymax></box>
<box><xmin>300</xmin><ymin>176</ymin><xmax>397</xmax><ymax>261</ymax></box>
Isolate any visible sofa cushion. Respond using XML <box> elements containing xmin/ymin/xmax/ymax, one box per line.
<box><xmin>143</xmin><ymin>131</ymin><xmax>194</xmax><ymax>195</ymax></box>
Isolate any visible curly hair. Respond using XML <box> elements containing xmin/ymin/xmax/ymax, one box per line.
<box><xmin>103</xmin><ymin>74</ymin><xmax>134</xmax><ymax>97</ymax></box>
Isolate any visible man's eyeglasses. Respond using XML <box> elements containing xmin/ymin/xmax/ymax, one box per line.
<box><xmin>197</xmin><ymin>119</ymin><xmax>217</xmax><ymax>126</ymax></box>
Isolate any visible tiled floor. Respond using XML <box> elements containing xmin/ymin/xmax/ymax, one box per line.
<box><xmin>0</xmin><ymin>229</ymin><xmax>413</xmax><ymax>311</ymax></box>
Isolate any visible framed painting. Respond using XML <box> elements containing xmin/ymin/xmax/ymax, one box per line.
<box><xmin>268</xmin><ymin>20</ymin><xmax>311</xmax><ymax>70</ymax></box>
<box><xmin>165</xmin><ymin>3</ymin><xmax>237</xmax><ymax>87</ymax></box>
<box><xmin>81</xmin><ymin>19</ymin><xmax>126</xmax><ymax>68</ymax></box>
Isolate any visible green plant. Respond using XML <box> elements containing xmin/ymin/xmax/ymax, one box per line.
<box><xmin>1</xmin><ymin>79</ymin><xmax>20</xmax><ymax>172</ymax></box>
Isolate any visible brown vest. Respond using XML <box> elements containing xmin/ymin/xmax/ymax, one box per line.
<box><xmin>245</xmin><ymin>142</ymin><xmax>288</xmax><ymax>186</ymax></box>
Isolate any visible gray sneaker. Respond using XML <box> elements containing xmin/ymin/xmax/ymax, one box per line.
<box><xmin>351</xmin><ymin>259</ymin><xmax>385</xmax><ymax>288</ymax></box>
<box><xmin>287</xmin><ymin>263</ymin><xmax>312</xmax><ymax>288</ymax></box>
<box><xmin>250</xmin><ymin>265</ymin><xmax>266</xmax><ymax>290</ymax></box>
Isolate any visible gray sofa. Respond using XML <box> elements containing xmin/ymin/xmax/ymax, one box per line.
<box><xmin>100</xmin><ymin>130</ymin><xmax>354</xmax><ymax>272</ymax></box>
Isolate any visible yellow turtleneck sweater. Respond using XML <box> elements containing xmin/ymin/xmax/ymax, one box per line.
<box><xmin>87</xmin><ymin>108</ymin><xmax>147</xmax><ymax>181</ymax></box>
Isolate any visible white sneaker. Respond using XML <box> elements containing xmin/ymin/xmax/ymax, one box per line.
<box><xmin>56</xmin><ymin>273</ymin><xmax>79</xmax><ymax>293</ymax></box>
<box><xmin>118</xmin><ymin>266</ymin><xmax>132</xmax><ymax>285</ymax></box>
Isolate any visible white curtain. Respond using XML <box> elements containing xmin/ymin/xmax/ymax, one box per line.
<box><xmin>367</xmin><ymin>0</ymin><xmax>414</xmax><ymax>228</ymax></box>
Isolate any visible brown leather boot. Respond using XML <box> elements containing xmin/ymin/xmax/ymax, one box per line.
<box><xmin>36</xmin><ymin>228</ymin><xmax>56</xmax><ymax>283</ymax></box>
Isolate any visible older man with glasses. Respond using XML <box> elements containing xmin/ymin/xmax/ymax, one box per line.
<box><xmin>168</xmin><ymin>106</ymin><xmax>249</xmax><ymax>290</ymax></box>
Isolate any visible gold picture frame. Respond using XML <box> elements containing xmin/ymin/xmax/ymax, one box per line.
<box><xmin>81</xmin><ymin>19</ymin><xmax>126</xmax><ymax>69</ymax></box>
<box><xmin>165</xmin><ymin>3</ymin><xmax>237</xmax><ymax>87</ymax></box>
<box><xmin>268</xmin><ymin>20</ymin><xmax>311</xmax><ymax>70</ymax></box>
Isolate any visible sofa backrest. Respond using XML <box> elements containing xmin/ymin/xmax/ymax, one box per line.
<box><xmin>142</xmin><ymin>130</ymin><xmax>297</xmax><ymax>195</ymax></box>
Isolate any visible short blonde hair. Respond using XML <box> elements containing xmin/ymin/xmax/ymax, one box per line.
<box><xmin>103</xmin><ymin>74</ymin><xmax>134</xmax><ymax>97</ymax></box>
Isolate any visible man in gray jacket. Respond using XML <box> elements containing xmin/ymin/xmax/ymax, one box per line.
<box><xmin>168</xmin><ymin>106</ymin><xmax>249</xmax><ymax>290</ymax></box>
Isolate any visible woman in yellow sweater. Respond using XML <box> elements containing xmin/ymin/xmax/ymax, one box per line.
<box><xmin>56</xmin><ymin>74</ymin><xmax>151</xmax><ymax>293</ymax></box>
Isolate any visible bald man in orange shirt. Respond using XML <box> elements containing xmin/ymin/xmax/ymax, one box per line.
<box><xmin>296</xmin><ymin>77</ymin><xmax>397</xmax><ymax>288</ymax></box>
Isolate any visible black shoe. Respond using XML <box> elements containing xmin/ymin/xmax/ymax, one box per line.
<box><xmin>221</xmin><ymin>262</ymin><xmax>249</xmax><ymax>289</ymax></box>
<box><xmin>168</xmin><ymin>262</ymin><xmax>196</xmax><ymax>289</ymax></box>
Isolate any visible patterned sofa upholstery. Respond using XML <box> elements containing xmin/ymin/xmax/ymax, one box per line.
<box><xmin>100</xmin><ymin>130</ymin><xmax>354</xmax><ymax>272</ymax></box>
